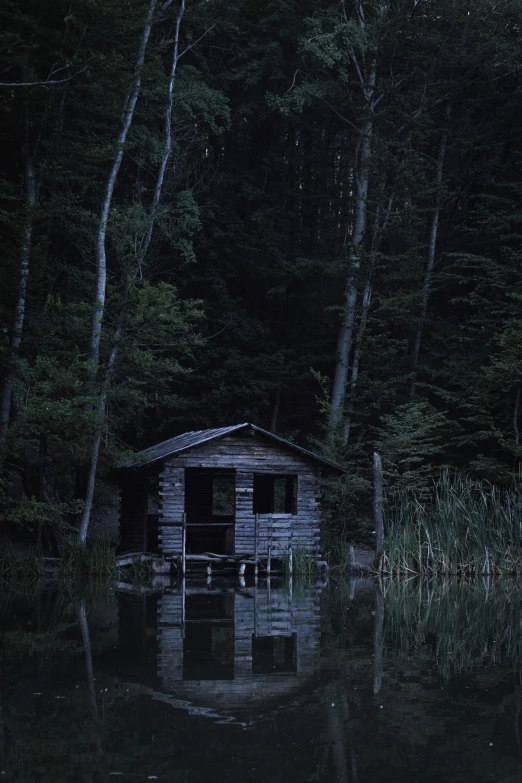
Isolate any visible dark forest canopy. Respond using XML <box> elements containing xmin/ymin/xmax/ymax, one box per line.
<box><xmin>1</xmin><ymin>0</ymin><xmax>522</xmax><ymax>541</ymax></box>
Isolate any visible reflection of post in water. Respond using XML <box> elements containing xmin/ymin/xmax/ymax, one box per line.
<box><xmin>328</xmin><ymin>699</ymin><xmax>348</xmax><ymax>783</ymax></box>
<box><xmin>328</xmin><ymin>693</ymin><xmax>359</xmax><ymax>783</ymax></box>
<box><xmin>0</xmin><ymin>704</ymin><xmax>5</xmax><ymax>777</ymax></box>
<box><xmin>77</xmin><ymin>599</ymin><xmax>103</xmax><ymax>767</ymax></box>
<box><xmin>373</xmin><ymin>584</ymin><xmax>384</xmax><ymax>696</ymax></box>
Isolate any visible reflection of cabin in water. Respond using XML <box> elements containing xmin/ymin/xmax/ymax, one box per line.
<box><xmin>116</xmin><ymin>585</ymin><xmax>322</xmax><ymax>720</ymax></box>
<box><xmin>117</xmin><ymin>423</ymin><xmax>343</xmax><ymax>564</ymax></box>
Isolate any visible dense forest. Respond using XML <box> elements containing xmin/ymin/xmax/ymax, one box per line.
<box><xmin>1</xmin><ymin>0</ymin><xmax>522</xmax><ymax>548</ymax></box>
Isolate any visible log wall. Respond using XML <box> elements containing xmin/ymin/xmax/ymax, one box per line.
<box><xmin>157</xmin><ymin>434</ymin><xmax>322</xmax><ymax>559</ymax></box>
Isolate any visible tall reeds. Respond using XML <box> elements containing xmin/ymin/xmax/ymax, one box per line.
<box><xmin>282</xmin><ymin>547</ymin><xmax>317</xmax><ymax>578</ymax></box>
<box><xmin>382</xmin><ymin>470</ymin><xmax>522</xmax><ymax>575</ymax></box>
<box><xmin>57</xmin><ymin>536</ymin><xmax>117</xmax><ymax>578</ymax></box>
<box><xmin>0</xmin><ymin>540</ymin><xmax>42</xmax><ymax>578</ymax></box>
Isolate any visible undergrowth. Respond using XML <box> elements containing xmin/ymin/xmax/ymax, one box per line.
<box><xmin>57</xmin><ymin>536</ymin><xmax>118</xmax><ymax>577</ymax></box>
<box><xmin>0</xmin><ymin>540</ymin><xmax>42</xmax><ymax>578</ymax></box>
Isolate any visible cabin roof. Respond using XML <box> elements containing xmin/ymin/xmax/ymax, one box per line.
<box><xmin>119</xmin><ymin>423</ymin><xmax>344</xmax><ymax>474</ymax></box>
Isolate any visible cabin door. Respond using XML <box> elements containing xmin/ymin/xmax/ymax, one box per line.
<box><xmin>184</xmin><ymin>468</ymin><xmax>235</xmax><ymax>555</ymax></box>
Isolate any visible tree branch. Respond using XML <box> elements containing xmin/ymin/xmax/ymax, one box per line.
<box><xmin>0</xmin><ymin>70</ymin><xmax>85</xmax><ymax>88</ymax></box>
<box><xmin>177</xmin><ymin>24</ymin><xmax>216</xmax><ymax>59</ymax></box>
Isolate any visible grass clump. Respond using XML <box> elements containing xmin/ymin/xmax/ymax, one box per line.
<box><xmin>0</xmin><ymin>539</ymin><xmax>42</xmax><ymax>579</ymax></box>
<box><xmin>282</xmin><ymin>547</ymin><xmax>317</xmax><ymax>578</ymax></box>
<box><xmin>382</xmin><ymin>470</ymin><xmax>522</xmax><ymax>575</ymax></box>
<box><xmin>57</xmin><ymin>536</ymin><xmax>117</xmax><ymax>577</ymax></box>
<box><xmin>119</xmin><ymin>555</ymin><xmax>155</xmax><ymax>583</ymax></box>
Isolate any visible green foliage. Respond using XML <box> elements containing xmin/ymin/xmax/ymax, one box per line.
<box><xmin>1</xmin><ymin>497</ymin><xmax>82</xmax><ymax>529</ymax></box>
<box><xmin>375</xmin><ymin>400</ymin><xmax>455</xmax><ymax>494</ymax></box>
<box><xmin>1</xmin><ymin>0</ymin><xmax>522</xmax><ymax>554</ymax></box>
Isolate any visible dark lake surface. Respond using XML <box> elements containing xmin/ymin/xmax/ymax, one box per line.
<box><xmin>1</xmin><ymin>577</ymin><xmax>522</xmax><ymax>782</ymax></box>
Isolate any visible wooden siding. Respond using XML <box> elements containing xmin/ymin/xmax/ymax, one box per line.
<box><xmin>157</xmin><ymin>434</ymin><xmax>322</xmax><ymax>559</ymax></box>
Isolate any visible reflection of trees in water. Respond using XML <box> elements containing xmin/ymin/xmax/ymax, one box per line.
<box><xmin>320</xmin><ymin>579</ymin><xmax>522</xmax><ymax>783</ymax></box>
<box><xmin>3</xmin><ymin>580</ymin><xmax>522</xmax><ymax>782</ymax></box>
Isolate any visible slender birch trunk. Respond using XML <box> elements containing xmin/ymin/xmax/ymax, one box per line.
<box><xmin>87</xmin><ymin>0</ymin><xmax>157</xmax><ymax>382</ymax></box>
<box><xmin>344</xmin><ymin>187</ymin><xmax>395</xmax><ymax>444</ymax></box>
<box><xmin>0</xmin><ymin>146</ymin><xmax>37</xmax><ymax>454</ymax></box>
<box><xmin>330</xmin><ymin>1</ymin><xmax>387</xmax><ymax>432</ymax></box>
<box><xmin>139</xmin><ymin>0</ymin><xmax>185</xmax><ymax>262</ymax></box>
<box><xmin>78</xmin><ymin>345</ymin><xmax>118</xmax><ymax>544</ymax></box>
<box><xmin>79</xmin><ymin>0</ymin><xmax>157</xmax><ymax>544</ymax></box>
<box><xmin>330</xmin><ymin>113</ymin><xmax>373</xmax><ymax>429</ymax></box>
<box><xmin>343</xmin><ymin>273</ymin><xmax>371</xmax><ymax>444</ymax></box>
<box><xmin>409</xmin><ymin>126</ymin><xmax>448</xmax><ymax>399</ymax></box>
<box><xmin>79</xmin><ymin>1</ymin><xmax>185</xmax><ymax>543</ymax></box>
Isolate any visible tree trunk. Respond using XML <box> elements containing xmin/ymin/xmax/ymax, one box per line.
<box><xmin>79</xmin><ymin>337</ymin><xmax>118</xmax><ymax>544</ymax></box>
<box><xmin>79</xmin><ymin>0</ymin><xmax>157</xmax><ymax>544</ymax></box>
<box><xmin>344</xmin><ymin>187</ymin><xmax>395</xmax><ymax>444</ymax></box>
<box><xmin>344</xmin><ymin>272</ymin><xmax>372</xmax><ymax>444</ymax></box>
<box><xmin>139</xmin><ymin>0</ymin><xmax>185</xmax><ymax>263</ymax></box>
<box><xmin>0</xmin><ymin>148</ymin><xmax>36</xmax><ymax>452</ymax></box>
<box><xmin>410</xmin><ymin>126</ymin><xmax>448</xmax><ymax>399</ymax></box>
<box><xmin>269</xmin><ymin>353</ymin><xmax>285</xmax><ymax>433</ymax></box>
<box><xmin>79</xmin><ymin>2</ymin><xmax>185</xmax><ymax>543</ymax></box>
<box><xmin>330</xmin><ymin>115</ymin><xmax>373</xmax><ymax>430</ymax></box>
<box><xmin>87</xmin><ymin>0</ymin><xmax>157</xmax><ymax>382</ymax></box>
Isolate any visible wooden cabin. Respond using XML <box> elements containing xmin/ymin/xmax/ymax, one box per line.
<box><xmin>117</xmin><ymin>423</ymin><xmax>343</xmax><ymax>566</ymax></box>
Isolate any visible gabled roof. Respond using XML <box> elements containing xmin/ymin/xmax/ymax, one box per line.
<box><xmin>119</xmin><ymin>423</ymin><xmax>344</xmax><ymax>474</ymax></box>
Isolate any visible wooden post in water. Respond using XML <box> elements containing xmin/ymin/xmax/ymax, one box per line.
<box><xmin>267</xmin><ymin>544</ymin><xmax>271</xmax><ymax>576</ymax></box>
<box><xmin>254</xmin><ymin>513</ymin><xmax>259</xmax><ymax>579</ymax></box>
<box><xmin>288</xmin><ymin>545</ymin><xmax>293</xmax><ymax>576</ymax></box>
<box><xmin>373</xmin><ymin>452</ymin><xmax>384</xmax><ymax>565</ymax></box>
<box><xmin>181</xmin><ymin>512</ymin><xmax>187</xmax><ymax>576</ymax></box>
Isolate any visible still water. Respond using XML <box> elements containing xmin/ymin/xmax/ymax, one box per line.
<box><xmin>1</xmin><ymin>577</ymin><xmax>522</xmax><ymax>782</ymax></box>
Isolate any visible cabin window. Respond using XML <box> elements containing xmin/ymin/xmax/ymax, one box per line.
<box><xmin>212</xmin><ymin>474</ymin><xmax>235</xmax><ymax>516</ymax></box>
<box><xmin>183</xmin><ymin>595</ymin><xmax>234</xmax><ymax>681</ymax></box>
<box><xmin>253</xmin><ymin>474</ymin><xmax>297</xmax><ymax>514</ymax></box>
<box><xmin>185</xmin><ymin>468</ymin><xmax>235</xmax><ymax>523</ymax></box>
